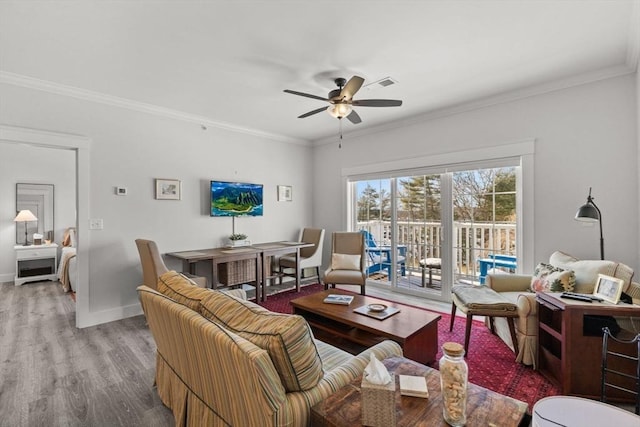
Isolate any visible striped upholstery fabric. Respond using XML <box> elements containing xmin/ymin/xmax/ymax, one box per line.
<box><xmin>156</xmin><ymin>270</ymin><xmax>212</xmax><ymax>311</ymax></box>
<box><xmin>138</xmin><ymin>286</ymin><xmax>285</xmax><ymax>426</ymax></box>
<box><xmin>138</xmin><ymin>283</ymin><xmax>403</xmax><ymax>426</ymax></box>
<box><xmin>200</xmin><ymin>290</ymin><xmax>324</xmax><ymax>392</ymax></box>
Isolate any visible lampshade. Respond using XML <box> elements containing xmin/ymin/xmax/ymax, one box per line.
<box><xmin>14</xmin><ymin>209</ymin><xmax>38</xmax><ymax>222</ymax></box>
<box><xmin>327</xmin><ymin>103</ymin><xmax>352</xmax><ymax>119</ymax></box>
<box><xmin>575</xmin><ymin>203</ymin><xmax>600</xmax><ymax>221</ymax></box>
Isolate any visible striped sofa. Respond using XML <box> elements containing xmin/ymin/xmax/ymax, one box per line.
<box><xmin>138</xmin><ymin>271</ymin><xmax>403</xmax><ymax>427</ymax></box>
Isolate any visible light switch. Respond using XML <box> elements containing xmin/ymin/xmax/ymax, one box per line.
<box><xmin>89</xmin><ymin>218</ymin><xmax>104</xmax><ymax>230</ymax></box>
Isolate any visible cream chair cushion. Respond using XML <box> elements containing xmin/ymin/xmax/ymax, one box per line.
<box><xmin>331</xmin><ymin>253</ymin><xmax>361</xmax><ymax>270</ymax></box>
<box><xmin>549</xmin><ymin>251</ymin><xmax>634</xmax><ymax>293</ymax></box>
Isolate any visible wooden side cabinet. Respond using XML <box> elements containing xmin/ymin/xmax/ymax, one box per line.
<box><xmin>537</xmin><ymin>292</ymin><xmax>640</xmax><ymax>400</ymax></box>
<box><xmin>14</xmin><ymin>243</ymin><xmax>58</xmax><ymax>286</ymax></box>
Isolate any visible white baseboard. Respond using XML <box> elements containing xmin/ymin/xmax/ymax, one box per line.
<box><xmin>77</xmin><ymin>302</ymin><xmax>144</xmax><ymax>328</ymax></box>
<box><xmin>0</xmin><ymin>273</ymin><xmax>15</xmax><ymax>284</ymax></box>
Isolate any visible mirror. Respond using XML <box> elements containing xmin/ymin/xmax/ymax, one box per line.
<box><xmin>16</xmin><ymin>183</ymin><xmax>54</xmax><ymax>245</ymax></box>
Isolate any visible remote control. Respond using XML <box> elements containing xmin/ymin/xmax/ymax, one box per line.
<box><xmin>562</xmin><ymin>292</ymin><xmax>604</xmax><ymax>302</ymax></box>
<box><xmin>560</xmin><ymin>293</ymin><xmax>592</xmax><ymax>302</ymax></box>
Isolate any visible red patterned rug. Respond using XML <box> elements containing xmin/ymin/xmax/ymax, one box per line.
<box><xmin>259</xmin><ymin>283</ymin><xmax>559</xmax><ymax>410</ymax></box>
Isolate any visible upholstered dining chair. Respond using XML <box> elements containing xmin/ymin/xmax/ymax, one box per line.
<box><xmin>323</xmin><ymin>231</ymin><xmax>367</xmax><ymax>295</ymax></box>
<box><xmin>135</xmin><ymin>239</ymin><xmax>207</xmax><ymax>289</ymax></box>
<box><xmin>278</xmin><ymin>227</ymin><xmax>325</xmax><ymax>282</ymax></box>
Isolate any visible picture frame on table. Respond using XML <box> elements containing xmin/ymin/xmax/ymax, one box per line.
<box><xmin>277</xmin><ymin>185</ymin><xmax>292</xmax><ymax>202</ymax></box>
<box><xmin>155</xmin><ymin>179</ymin><xmax>181</xmax><ymax>200</ymax></box>
<box><xmin>593</xmin><ymin>274</ymin><xmax>624</xmax><ymax>304</ymax></box>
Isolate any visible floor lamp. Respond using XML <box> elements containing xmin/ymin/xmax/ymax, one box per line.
<box><xmin>574</xmin><ymin>187</ymin><xmax>604</xmax><ymax>260</ymax></box>
<box><xmin>14</xmin><ymin>209</ymin><xmax>38</xmax><ymax>246</ymax></box>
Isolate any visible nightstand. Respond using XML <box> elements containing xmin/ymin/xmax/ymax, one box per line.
<box><xmin>14</xmin><ymin>243</ymin><xmax>58</xmax><ymax>286</ymax></box>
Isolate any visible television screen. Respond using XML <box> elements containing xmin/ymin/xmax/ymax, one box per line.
<box><xmin>210</xmin><ymin>181</ymin><xmax>263</xmax><ymax>217</ymax></box>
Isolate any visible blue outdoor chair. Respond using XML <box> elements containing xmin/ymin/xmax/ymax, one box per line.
<box><xmin>360</xmin><ymin>230</ymin><xmax>406</xmax><ymax>277</ymax></box>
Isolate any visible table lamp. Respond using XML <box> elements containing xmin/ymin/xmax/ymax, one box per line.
<box><xmin>574</xmin><ymin>187</ymin><xmax>604</xmax><ymax>260</ymax></box>
<box><xmin>14</xmin><ymin>209</ymin><xmax>38</xmax><ymax>246</ymax></box>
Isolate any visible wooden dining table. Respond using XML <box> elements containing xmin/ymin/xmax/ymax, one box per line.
<box><xmin>166</xmin><ymin>241</ymin><xmax>313</xmax><ymax>301</ymax></box>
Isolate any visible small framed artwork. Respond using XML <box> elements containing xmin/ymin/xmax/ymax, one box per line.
<box><xmin>593</xmin><ymin>274</ymin><xmax>624</xmax><ymax>304</ymax></box>
<box><xmin>155</xmin><ymin>179</ymin><xmax>181</xmax><ymax>200</ymax></box>
<box><xmin>277</xmin><ymin>185</ymin><xmax>292</xmax><ymax>202</ymax></box>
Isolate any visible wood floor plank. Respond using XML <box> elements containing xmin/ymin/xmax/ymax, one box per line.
<box><xmin>0</xmin><ymin>281</ymin><xmax>173</xmax><ymax>426</ymax></box>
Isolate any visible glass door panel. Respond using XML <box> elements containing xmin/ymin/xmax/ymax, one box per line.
<box><xmin>452</xmin><ymin>167</ymin><xmax>517</xmax><ymax>285</ymax></box>
<box><xmin>355</xmin><ymin>179</ymin><xmax>393</xmax><ymax>284</ymax></box>
<box><xmin>396</xmin><ymin>174</ymin><xmax>445</xmax><ymax>297</ymax></box>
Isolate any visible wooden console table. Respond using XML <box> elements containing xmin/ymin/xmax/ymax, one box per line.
<box><xmin>311</xmin><ymin>356</ymin><xmax>529</xmax><ymax>426</ymax></box>
<box><xmin>166</xmin><ymin>241</ymin><xmax>312</xmax><ymax>301</ymax></box>
<box><xmin>537</xmin><ymin>292</ymin><xmax>640</xmax><ymax>400</ymax></box>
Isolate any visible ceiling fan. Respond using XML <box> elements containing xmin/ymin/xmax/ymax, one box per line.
<box><xmin>284</xmin><ymin>75</ymin><xmax>402</xmax><ymax>124</ymax></box>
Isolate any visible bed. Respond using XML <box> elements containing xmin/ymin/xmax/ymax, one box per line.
<box><xmin>57</xmin><ymin>228</ymin><xmax>77</xmax><ymax>292</ymax></box>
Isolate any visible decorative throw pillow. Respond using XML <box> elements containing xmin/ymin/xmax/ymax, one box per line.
<box><xmin>199</xmin><ymin>290</ymin><xmax>323</xmax><ymax>392</ymax></box>
<box><xmin>530</xmin><ymin>263</ymin><xmax>576</xmax><ymax>292</ymax></box>
<box><xmin>331</xmin><ymin>253</ymin><xmax>361</xmax><ymax>270</ymax></box>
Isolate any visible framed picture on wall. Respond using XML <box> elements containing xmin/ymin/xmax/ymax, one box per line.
<box><xmin>155</xmin><ymin>179</ymin><xmax>181</xmax><ymax>200</ymax></box>
<box><xmin>277</xmin><ymin>185</ymin><xmax>292</xmax><ymax>202</ymax></box>
<box><xmin>593</xmin><ymin>274</ymin><xmax>624</xmax><ymax>304</ymax></box>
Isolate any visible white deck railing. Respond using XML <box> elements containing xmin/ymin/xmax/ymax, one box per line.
<box><xmin>357</xmin><ymin>220</ymin><xmax>516</xmax><ymax>280</ymax></box>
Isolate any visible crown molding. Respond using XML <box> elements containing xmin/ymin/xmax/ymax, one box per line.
<box><xmin>314</xmin><ymin>64</ymin><xmax>636</xmax><ymax>147</ymax></box>
<box><xmin>0</xmin><ymin>71</ymin><xmax>310</xmax><ymax>147</ymax></box>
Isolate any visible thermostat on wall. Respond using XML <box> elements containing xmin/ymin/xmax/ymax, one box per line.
<box><xmin>116</xmin><ymin>187</ymin><xmax>127</xmax><ymax>196</ymax></box>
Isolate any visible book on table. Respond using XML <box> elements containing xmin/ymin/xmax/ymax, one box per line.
<box><xmin>399</xmin><ymin>374</ymin><xmax>429</xmax><ymax>398</ymax></box>
<box><xmin>323</xmin><ymin>294</ymin><xmax>354</xmax><ymax>305</ymax></box>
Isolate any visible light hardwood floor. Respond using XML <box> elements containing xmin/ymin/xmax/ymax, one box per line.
<box><xmin>0</xmin><ymin>280</ymin><xmax>173</xmax><ymax>427</ymax></box>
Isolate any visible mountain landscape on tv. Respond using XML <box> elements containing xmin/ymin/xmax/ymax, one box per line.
<box><xmin>211</xmin><ymin>182</ymin><xmax>263</xmax><ymax>217</ymax></box>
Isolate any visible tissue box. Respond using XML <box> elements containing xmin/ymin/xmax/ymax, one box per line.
<box><xmin>361</xmin><ymin>373</ymin><xmax>396</xmax><ymax>427</ymax></box>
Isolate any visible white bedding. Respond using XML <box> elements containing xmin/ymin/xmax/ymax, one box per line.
<box><xmin>58</xmin><ymin>246</ymin><xmax>77</xmax><ymax>292</ymax></box>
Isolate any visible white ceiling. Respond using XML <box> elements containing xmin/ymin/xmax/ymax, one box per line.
<box><xmin>1</xmin><ymin>1</ymin><xmax>638</xmax><ymax>144</ymax></box>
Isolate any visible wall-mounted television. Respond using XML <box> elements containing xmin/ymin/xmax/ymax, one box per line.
<box><xmin>210</xmin><ymin>181</ymin><xmax>263</xmax><ymax>217</ymax></box>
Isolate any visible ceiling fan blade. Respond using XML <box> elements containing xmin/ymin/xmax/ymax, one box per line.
<box><xmin>346</xmin><ymin>110</ymin><xmax>362</xmax><ymax>124</ymax></box>
<box><xmin>352</xmin><ymin>99</ymin><xmax>403</xmax><ymax>107</ymax></box>
<box><xmin>340</xmin><ymin>76</ymin><xmax>365</xmax><ymax>100</ymax></box>
<box><xmin>298</xmin><ymin>106</ymin><xmax>328</xmax><ymax>118</ymax></box>
<box><xmin>284</xmin><ymin>89</ymin><xmax>328</xmax><ymax>102</ymax></box>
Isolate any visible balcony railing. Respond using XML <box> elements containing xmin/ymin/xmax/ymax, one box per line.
<box><xmin>357</xmin><ymin>220</ymin><xmax>516</xmax><ymax>283</ymax></box>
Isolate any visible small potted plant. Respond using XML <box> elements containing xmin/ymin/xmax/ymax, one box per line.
<box><xmin>228</xmin><ymin>233</ymin><xmax>250</xmax><ymax>247</ymax></box>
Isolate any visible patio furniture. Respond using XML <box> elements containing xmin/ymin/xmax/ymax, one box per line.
<box><xmin>478</xmin><ymin>254</ymin><xmax>517</xmax><ymax>284</ymax></box>
<box><xmin>419</xmin><ymin>257</ymin><xmax>441</xmax><ymax>287</ymax></box>
<box><xmin>361</xmin><ymin>230</ymin><xmax>406</xmax><ymax>277</ymax></box>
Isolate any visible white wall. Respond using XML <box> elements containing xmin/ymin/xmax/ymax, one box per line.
<box><xmin>0</xmin><ymin>83</ymin><xmax>313</xmax><ymax>326</ymax></box>
<box><xmin>0</xmin><ymin>143</ymin><xmax>75</xmax><ymax>282</ymax></box>
<box><xmin>313</xmin><ymin>74</ymin><xmax>638</xmax><ymax>273</ymax></box>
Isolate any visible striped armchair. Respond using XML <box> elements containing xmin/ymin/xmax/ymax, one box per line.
<box><xmin>138</xmin><ymin>271</ymin><xmax>402</xmax><ymax>426</ymax></box>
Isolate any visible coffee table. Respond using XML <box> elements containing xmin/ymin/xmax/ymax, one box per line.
<box><xmin>310</xmin><ymin>356</ymin><xmax>529</xmax><ymax>427</ymax></box>
<box><xmin>290</xmin><ymin>290</ymin><xmax>441</xmax><ymax>364</ymax></box>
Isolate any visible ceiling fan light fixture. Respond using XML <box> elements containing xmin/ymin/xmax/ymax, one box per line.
<box><xmin>327</xmin><ymin>103</ymin><xmax>352</xmax><ymax>119</ymax></box>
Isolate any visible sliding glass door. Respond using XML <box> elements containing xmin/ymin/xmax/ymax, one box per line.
<box><xmin>351</xmin><ymin>163</ymin><xmax>518</xmax><ymax>302</ymax></box>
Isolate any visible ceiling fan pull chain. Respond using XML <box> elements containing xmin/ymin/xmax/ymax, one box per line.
<box><xmin>338</xmin><ymin>119</ymin><xmax>343</xmax><ymax>148</ymax></box>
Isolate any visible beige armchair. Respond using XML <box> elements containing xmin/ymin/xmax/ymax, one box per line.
<box><xmin>278</xmin><ymin>227</ymin><xmax>325</xmax><ymax>282</ymax></box>
<box><xmin>135</xmin><ymin>239</ymin><xmax>207</xmax><ymax>289</ymax></box>
<box><xmin>486</xmin><ymin>250</ymin><xmax>639</xmax><ymax>368</ymax></box>
<box><xmin>323</xmin><ymin>232</ymin><xmax>367</xmax><ymax>295</ymax></box>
